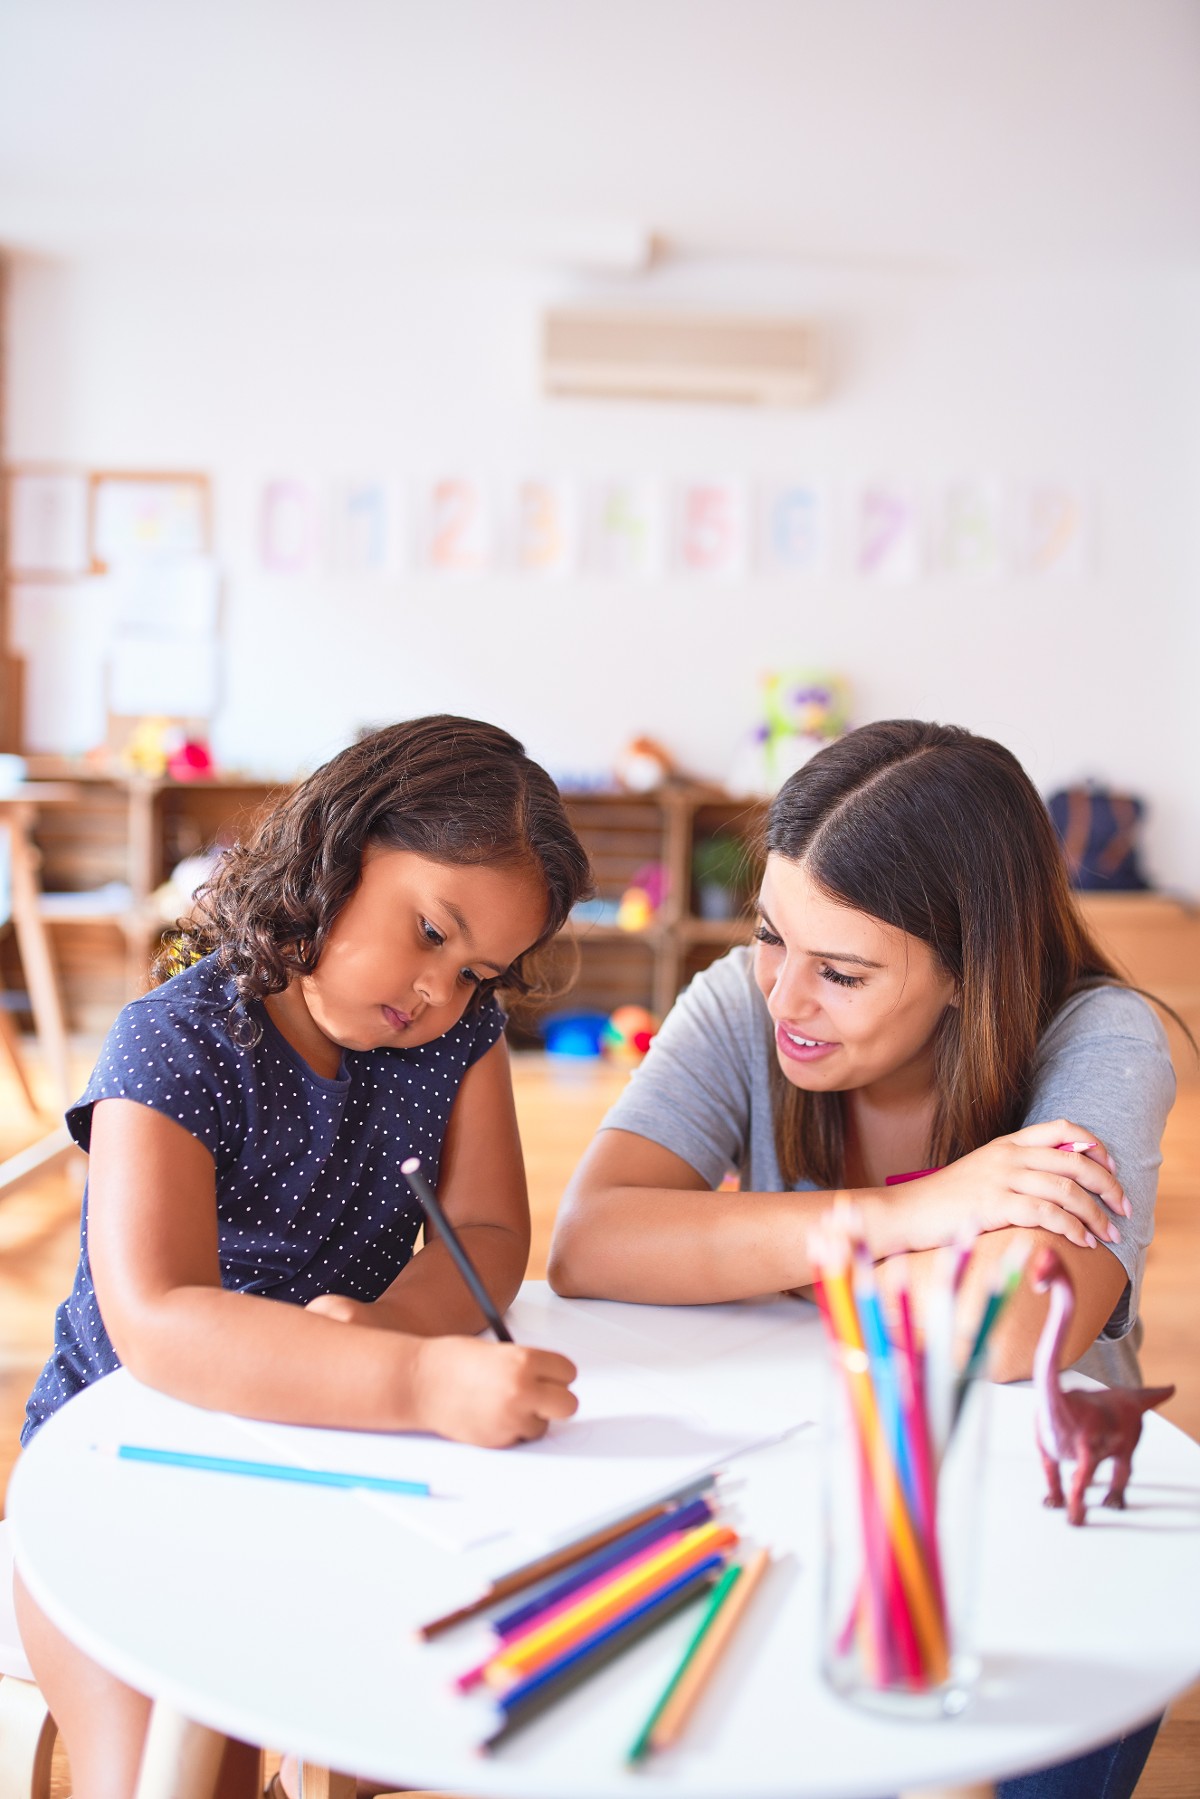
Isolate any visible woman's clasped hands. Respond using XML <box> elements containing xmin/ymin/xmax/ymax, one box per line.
<box><xmin>884</xmin><ymin>1118</ymin><xmax>1132</xmax><ymax>1254</ymax></box>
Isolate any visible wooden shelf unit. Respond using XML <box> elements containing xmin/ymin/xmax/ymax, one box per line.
<box><xmin>532</xmin><ymin>786</ymin><xmax>767</xmax><ymax>1035</ymax></box>
<box><xmin>0</xmin><ymin>767</ymin><xmax>283</xmax><ymax>1034</ymax></box>
<box><xmin>7</xmin><ymin>770</ymin><xmax>1195</xmax><ymax>1076</ymax></box>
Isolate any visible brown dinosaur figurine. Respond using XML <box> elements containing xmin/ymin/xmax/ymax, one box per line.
<box><xmin>1030</xmin><ymin>1244</ymin><xmax>1174</xmax><ymax>1526</ymax></box>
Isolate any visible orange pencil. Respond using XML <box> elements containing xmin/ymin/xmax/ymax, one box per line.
<box><xmin>649</xmin><ymin>1547</ymin><xmax>771</xmax><ymax>1750</ymax></box>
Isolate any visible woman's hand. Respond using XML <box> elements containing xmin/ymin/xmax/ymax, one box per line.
<box><xmin>883</xmin><ymin>1119</ymin><xmax>1130</xmax><ymax>1255</ymax></box>
<box><xmin>410</xmin><ymin>1337</ymin><xmax>579</xmax><ymax>1448</ymax></box>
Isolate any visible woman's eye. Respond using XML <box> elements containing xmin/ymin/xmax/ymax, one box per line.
<box><xmin>821</xmin><ymin>965</ymin><xmax>862</xmax><ymax>989</ymax></box>
<box><xmin>421</xmin><ymin>919</ymin><xmax>445</xmax><ymax>948</ymax></box>
<box><xmin>753</xmin><ymin>925</ymin><xmax>783</xmax><ymax>948</ymax></box>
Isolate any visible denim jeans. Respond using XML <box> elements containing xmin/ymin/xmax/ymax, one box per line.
<box><xmin>882</xmin><ymin>1715</ymin><xmax>1162</xmax><ymax>1799</ymax></box>
<box><xmin>995</xmin><ymin>1715</ymin><xmax>1162</xmax><ymax>1799</ymax></box>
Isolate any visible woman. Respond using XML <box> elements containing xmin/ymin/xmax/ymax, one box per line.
<box><xmin>550</xmin><ymin>719</ymin><xmax>1174</xmax><ymax>1797</ymax></box>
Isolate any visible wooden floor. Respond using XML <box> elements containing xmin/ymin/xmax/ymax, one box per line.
<box><xmin>1</xmin><ymin>1049</ymin><xmax>1197</xmax><ymax>1797</ymax></box>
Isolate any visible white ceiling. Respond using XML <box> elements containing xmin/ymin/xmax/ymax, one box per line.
<box><xmin>1</xmin><ymin>0</ymin><xmax>1199</xmax><ymax>269</ymax></box>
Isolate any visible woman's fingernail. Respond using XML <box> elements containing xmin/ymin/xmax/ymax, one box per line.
<box><xmin>1085</xmin><ymin>1231</ymin><xmax>1097</xmax><ymax>1247</ymax></box>
<box><xmin>1122</xmin><ymin>1197</ymin><xmax>1133</xmax><ymax>1218</ymax></box>
<box><xmin>1107</xmin><ymin>1225</ymin><xmax>1121</xmax><ymax>1244</ymax></box>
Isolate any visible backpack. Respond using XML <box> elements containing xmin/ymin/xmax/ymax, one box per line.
<box><xmin>1046</xmin><ymin>784</ymin><xmax>1150</xmax><ymax>891</ymax></box>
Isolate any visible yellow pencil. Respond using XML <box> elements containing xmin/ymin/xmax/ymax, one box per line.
<box><xmin>649</xmin><ymin>1547</ymin><xmax>771</xmax><ymax>1750</ymax></box>
<box><xmin>486</xmin><ymin>1521</ymin><xmax>737</xmax><ymax>1685</ymax></box>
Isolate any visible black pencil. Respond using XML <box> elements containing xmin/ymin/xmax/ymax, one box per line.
<box><xmin>479</xmin><ymin>1562</ymin><xmax>721</xmax><ymax>1753</ymax></box>
<box><xmin>401</xmin><ymin>1155</ymin><xmax>514</xmax><ymax>1343</ymax></box>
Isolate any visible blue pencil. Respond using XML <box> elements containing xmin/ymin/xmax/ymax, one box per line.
<box><xmin>492</xmin><ymin>1495</ymin><xmax>715</xmax><ymax>1637</ymax></box>
<box><xmin>480</xmin><ymin>1559</ymin><xmax>723</xmax><ymax>1751</ymax></box>
<box><xmin>98</xmin><ymin>1443</ymin><xmax>432</xmax><ymax>1497</ymax></box>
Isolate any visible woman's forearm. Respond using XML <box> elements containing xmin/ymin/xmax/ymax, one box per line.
<box><xmin>549</xmin><ymin>1182</ymin><xmax>899</xmax><ymax>1304</ymax></box>
<box><xmin>109</xmin><ymin>1283</ymin><xmax>432</xmax><ymax>1431</ymax></box>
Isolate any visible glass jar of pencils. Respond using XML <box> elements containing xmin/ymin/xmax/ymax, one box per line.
<box><xmin>818</xmin><ymin>1313</ymin><xmax>990</xmax><ymax>1720</ymax></box>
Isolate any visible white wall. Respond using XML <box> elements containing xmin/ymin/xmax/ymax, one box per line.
<box><xmin>7</xmin><ymin>247</ymin><xmax>1200</xmax><ymax>885</ymax></box>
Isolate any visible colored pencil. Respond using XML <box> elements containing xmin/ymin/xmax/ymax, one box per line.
<box><xmin>644</xmin><ymin>1547</ymin><xmax>771</xmax><ymax>1753</ymax></box>
<box><xmin>480</xmin><ymin>1562</ymin><xmax>721</xmax><ymax>1753</ymax></box>
<box><xmin>401</xmin><ymin>1156</ymin><xmax>513</xmax><ymax>1342</ymax></box>
<box><xmin>818</xmin><ymin>1233</ymin><xmax>947</xmax><ymax>1682</ymax></box>
<box><xmin>455</xmin><ymin>1527</ymin><xmax>696</xmax><ymax>1694</ymax></box>
<box><xmin>414</xmin><ymin>1471</ymin><xmax>720</xmax><ymax>1640</ymax></box>
<box><xmin>627</xmin><ymin>1560</ymin><xmax>743</xmax><ymax>1761</ymax></box>
<box><xmin>924</xmin><ymin>1243</ymin><xmax>961</xmax><ymax>1459</ymax></box>
<box><xmin>99</xmin><ymin>1443</ymin><xmax>431</xmax><ymax>1496</ymax></box>
<box><xmin>951</xmin><ymin>1242</ymin><xmax>1029</xmax><ymax>1424</ymax></box>
<box><xmin>485</xmin><ymin>1521</ymin><xmax>737</xmax><ymax>1685</ymax></box>
<box><xmin>493</xmin><ymin>1495</ymin><xmax>714</xmax><ymax>1637</ymax></box>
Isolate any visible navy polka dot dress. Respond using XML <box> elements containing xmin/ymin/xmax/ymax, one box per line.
<box><xmin>22</xmin><ymin>952</ymin><xmax>504</xmax><ymax>1445</ymax></box>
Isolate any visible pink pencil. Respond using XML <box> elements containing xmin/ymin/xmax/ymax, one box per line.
<box><xmin>453</xmin><ymin>1529</ymin><xmax>691</xmax><ymax>1692</ymax></box>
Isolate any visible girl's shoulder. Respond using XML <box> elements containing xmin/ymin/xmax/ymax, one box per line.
<box><xmin>135</xmin><ymin>950</ymin><xmax>239</xmax><ymax>1013</ymax></box>
<box><xmin>100</xmin><ymin>952</ymin><xmax>248</xmax><ymax>1069</ymax></box>
<box><xmin>1038</xmin><ymin>983</ymin><xmax>1172</xmax><ymax>1060</ymax></box>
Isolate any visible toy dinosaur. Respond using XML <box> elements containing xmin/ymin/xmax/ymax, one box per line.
<box><xmin>1030</xmin><ymin>1244</ymin><xmax>1174</xmax><ymax>1526</ymax></box>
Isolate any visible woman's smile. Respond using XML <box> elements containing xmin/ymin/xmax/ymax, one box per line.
<box><xmin>775</xmin><ymin>1022</ymin><xmax>839</xmax><ymax>1063</ymax></box>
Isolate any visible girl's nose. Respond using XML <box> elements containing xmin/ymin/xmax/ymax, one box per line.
<box><xmin>415</xmin><ymin>963</ymin><xmax>455</xmax><ymax>1009</ymax></box>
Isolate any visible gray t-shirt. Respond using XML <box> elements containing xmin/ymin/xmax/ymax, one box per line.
<box><xmin>600</xmin><ymin>946</ymin><xmax>1174</xmax><ymax>1387</ymax></box>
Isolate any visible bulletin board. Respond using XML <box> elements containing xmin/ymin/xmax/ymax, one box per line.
<box><xmin>2</xmin><ymin>465</ymin><xmax>218</xmax><ymax>759</ymax></box>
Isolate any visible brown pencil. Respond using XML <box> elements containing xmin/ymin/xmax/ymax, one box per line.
<box><xmin>648</xmin><ymin>1546</ymin><xmax>771</xmax><ymax>1750</ymax></box>
<box><xmin>415</xmin><ymin>1472</ymin><xmax>719</xmax><ymax>1639</ymax></box>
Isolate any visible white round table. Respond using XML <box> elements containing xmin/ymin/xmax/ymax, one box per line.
<box><xmin>8</xmin><ymin>1286</ymin><xmax>1200</xmax><ymax>1799</ymax></box>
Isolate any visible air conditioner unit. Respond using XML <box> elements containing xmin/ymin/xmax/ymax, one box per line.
<box><xmin>542</xmin><ymin>309</ymin><xmax>822</xmax><ymax>407</ymax></box>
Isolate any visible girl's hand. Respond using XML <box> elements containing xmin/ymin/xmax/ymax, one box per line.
<box><xmin>411</xmin><ymin>1337</ymin><xmax>579</xmax><ymax>1448</ymax></box>
<box><xmin>306</xmin><ymin>1293</ymin><xmax>371</xmax><ymax>1326</ymax></box>
<box><xmin>886</xmin><ymin>1119</ymin><xmax>1130</xmax><ymax>1254</ymax></box>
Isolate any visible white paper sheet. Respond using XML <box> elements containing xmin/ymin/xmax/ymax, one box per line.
<box><xmin>93</xmin><ymin>477</ymin><xmax>207</xmax><ymax>563</ymax></box>
<box><xmin>231</xmin><ymin>1293</ymin><xmax>811</xmax><ymax>1565</ymax></box>
<box><xmin>108</xmin><ymin>635</ymin><xmax>220</xmax><ymax>716</ymax></box>
<box><xmin>95</xmin><ymin>558</ymin><xmax>220</xmax><ymax>639</ymax></box>
<box><xmin>7</xmin><ymin>471</ymin><xmax>90</xmax><ymax>576</ymax></box>
<box><xmin>9</xmin><ymin>583</ymin><xmax>110</xmax><ymax>754</ymax></box>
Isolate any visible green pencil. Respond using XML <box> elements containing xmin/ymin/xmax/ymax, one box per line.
<box><xmin>627</xmin><ymin>1560</ymin><xmax>743</xmax><ymax>1763</ymax></box>
<box><xmin>952</xmin><ymin>1249</ymin><xmax>1028</xmax><ymax>1424</ymax></box>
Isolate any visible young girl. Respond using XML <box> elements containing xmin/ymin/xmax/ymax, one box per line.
<box><xmin>16</xmin><ymin>714</ymin><xmax>591</xmax><ymax>1799</ymax></box>
<box><xmin>551</xmin><ymin>719</ymin><xmax>1176</xmax><ymax>1799</ymax></box>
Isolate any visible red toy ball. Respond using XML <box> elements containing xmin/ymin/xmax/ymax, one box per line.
<box><xmin>601</xmin><ymin>1005</ymin><xmax>658</xmax><ymax>1067</ymax></box>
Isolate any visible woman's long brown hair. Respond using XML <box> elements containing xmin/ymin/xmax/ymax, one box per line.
<box><xmin>765</xmin><ymin>719</ymin><xmax>1127</xmax><ymax>1189</ymax></box>
<box><xmin>156</xmin><ymin>715</ymin><xmax>593</xmax><ymax>1029</ymax></box>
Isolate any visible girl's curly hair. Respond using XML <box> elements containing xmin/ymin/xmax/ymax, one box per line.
<box><xmin>155</xmin><ymin>715</ymin><xmax>593</xmax><ymax>1026</ymax></box>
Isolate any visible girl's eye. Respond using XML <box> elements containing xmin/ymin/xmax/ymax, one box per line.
<box><xmin>753</xmin><ymin>924</ymin><xmax>783</xmax><ymax>948</ymax></box>
<box><xmin>459</xmin><ymin>967</ymin><xmax>482</xmax><ymax>987</ymax></box>
<box><xmin>821</xmin><ymin>965</ymin><xmax>863</xmax><ymax>989</ymax></box>
<box><xmin>421</xmin><ymin>919</ymin><xmax>445</xmax><ymax>948</ymax></box>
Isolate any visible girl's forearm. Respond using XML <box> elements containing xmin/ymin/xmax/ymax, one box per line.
<box><xmin>549</xmin><ymin>1184</ymin><xmax>898</xmax><ymax>1304</ymax></box>
<box><xmin>372</xmin><ymin>1224</ymin><xmax>528</xmax><ymax>1336</ymax></box>
<box><xmin>110</xmin><ymin>1284</ymin><xmax>433</xmax><ymax>1431</ymax></box>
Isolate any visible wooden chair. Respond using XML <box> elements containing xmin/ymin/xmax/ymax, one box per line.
<box><xmin>0</xmin><ymin>1521</ymin><xmax>58</xmax><ymax>1799</ymax></box>
<box><xmin>0</xmin><ymin>933</ymin><xmax>38</xmax><ymax>1117</ymax></box>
